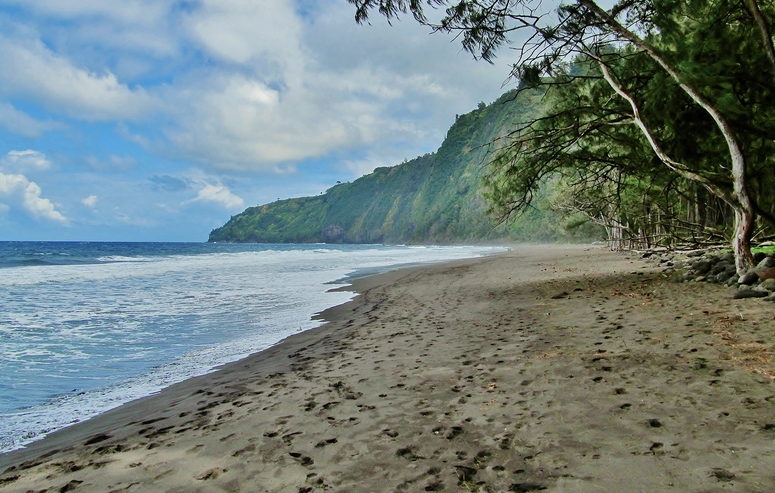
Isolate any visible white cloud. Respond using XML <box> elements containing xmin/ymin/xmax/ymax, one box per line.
<box><xmin>152</xmin><ymin>1</ymin><xmax>509</xmax><ymax>174</ymax></box>
<box><xmin>82</xmin><ymin>195</ymin><xmax>98</xmax><ymax>208</ymax></box>
<box><xmin>0</xmin><ymin>0</ymin><xmax>512</xmax><ymax>189</ymax></box>
<box><xmin>0</xmin><ymin>173</ymin><xmax>22</xmax><ymax>194</ymax></box>
<box><xmin>187</xmin><ymin>183</ymin><xmax>244</xmax><ymax>209</ymax></box>
<box><xmin>184</xmin><ymin>0</ymin><xmax>304</xmax><ymax>70</ymax></box>
<box><xmin>84</xmin><ymin>155</ymin><xmax>136</xmax><ymax>171</ymax></box>
<box><xmin>0</xmin><ymin>33</ymin><xmax>157</xmax><ymax>121</ymax></box>
<box><xmin>0</xmin><ymin>103</ymin><xmax>64</xmax><ymax>137</ymax></box>
<box><xmin>2</xmin><ymin>149</ymin><xmax>51</xmax><ymax>170</ymax></box>
<box><xmin>0</xmin><ymin>171</ymin><xmax>67</xmax><ymax>222</ymax></box>
<box><xmin>163</xmin><ymin>73</ymin><xmax>358</xmax><ymax>171</ymax></box>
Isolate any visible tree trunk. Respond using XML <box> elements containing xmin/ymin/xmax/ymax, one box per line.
<box><xmin>581</xmin><ymin>0</ymin><xmax>757</xmax><ymax>273</ymax></box>
<box><xmin>734</xmin><ymin>209</ymin><xmax>756</xmax><ymax>274</ymax></box>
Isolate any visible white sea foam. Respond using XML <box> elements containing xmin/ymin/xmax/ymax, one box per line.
<box><xmin>0</xmin><ymin>244</ymin><xmax>504</xmax><ymax>453</ymax></box>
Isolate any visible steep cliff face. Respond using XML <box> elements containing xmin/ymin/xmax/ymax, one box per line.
<box><xmin>209</xmin><ymin>89</ymin><xmax>586</xmax><ymax>244</ymax></box>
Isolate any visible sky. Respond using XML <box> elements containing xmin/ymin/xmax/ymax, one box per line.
<box><xmin>0</xmin><ymin>0</ymin><xmax>515</xmax><ymax>242</ymax></box>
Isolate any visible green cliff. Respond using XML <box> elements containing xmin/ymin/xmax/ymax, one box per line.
<box><xmin>208</xmin><ymin>89</ymin><xmax>596</xmax><ymax>244</ymax></box>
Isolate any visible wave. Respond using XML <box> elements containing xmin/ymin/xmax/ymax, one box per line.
<box><xmin>0</xmin><ymin>242</ymin><xmax>505</xmax><ymax>452</ymax></box>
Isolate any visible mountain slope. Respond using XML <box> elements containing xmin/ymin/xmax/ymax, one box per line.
<box><xmin>208</xmin><ymin>89</ymin><xmax>595</xmax><ymax>244</ymax></box>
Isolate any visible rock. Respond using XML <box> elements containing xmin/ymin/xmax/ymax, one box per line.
<box><xmin>721</xmin><ymin>252</ymin><xmax>735</xmax><ymax>263</ymax></box>
<box><xmin>765</xmin><ymin>293</ymin><xmax>775</xmax><ymax>302</ymax></box>
<box><xmin>757</xmin><ymin>256</ymin><xmax>775</xmax><ymax>269</ymax></box>
<box><xmin>759</xmin><ymin>278</ymin><xmax>775</xmax><ymax>292</ymax></box>
<box><xmin>759</xmin><ymin>267</ymin><xmax>775</xmax><ymax>280</ymax></box>
<box><xmin>691</xmin><ymin>260</ymin><xmax>712</xmax><ymax>275</ymax></box>
<box><xmin>739</xmin><ymin>269</ymin><xmax>760</xmax><ymax>285</ymax></box>
<box><xmin>754</xmin><ymin>252</ymin><xmax>767</xmax><ymax>263</ymax></box>
<box><xmin>715</xmin><ymin>271</ymin><xmax>731</xmax><ymax>283</ymax></box>
<box><xmin>725</xmin><ymin>276</ymin><xmax>739</xmax><ymax>287</ymax></box>
<box><xmin>711</xmin><ymin>261</ymin><xmax>730</xmax><ymax>275</ymax></box>
<box><xmin>733</xmin><ymin>288</ymin><xmax>769</xmax><ymax>299</ymax></box>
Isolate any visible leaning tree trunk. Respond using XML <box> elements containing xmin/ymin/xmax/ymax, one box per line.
<box><xmin>582</xmin><ymin>0</ymin><xmax>757</xmax><ymax>274</ymax></box>
<box><xmin>731</xmin><ymin>151</ymin><xmax>757</xmax><ymax>274</ymax></box>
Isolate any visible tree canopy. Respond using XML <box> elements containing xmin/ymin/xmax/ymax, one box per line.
<box><xmin>349</xmin><ymin>0</ymin><xmax>775</xmax><ymax>274</ymax></box>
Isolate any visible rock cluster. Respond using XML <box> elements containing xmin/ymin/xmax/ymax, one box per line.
<box><xmin>642</xmin><ymin>249</ymin><xmax>775</xmax><ymax>301</ymax></box>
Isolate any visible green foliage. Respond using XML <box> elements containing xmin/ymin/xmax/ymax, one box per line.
<box><xmin>754</xmin><ymin>246</ymin><xmax>775</xmax><ymax>255</ymax></box>
<box><xmin>346</xmin><ymin>0</ymin><xmax>775</xmax><ymax>269</ymax></box>
<box><xmin>208</xmin><ymin>90</ymin><xmax>604</xmax><ymax>244</ymax></box>
<box><xmin>483</xmin><ymin>0</ymin><xmax>775</xmax><ymax>249</ymax></box>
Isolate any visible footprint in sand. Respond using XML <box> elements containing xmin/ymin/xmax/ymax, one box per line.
<box><xmin>196</xmin><ymin>467</ymin><xmax>227</xmax><ymax>480</ymax></box>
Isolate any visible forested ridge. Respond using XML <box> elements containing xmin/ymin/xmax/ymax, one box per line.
<box><xmin>208</xmin><ymin>89</ymin><xmax>599</xmax><ymax>244</ymax></box>
<box><xmin>213</xmin><ymin>0</ymin><xmax>775</xmax><ymax>267</ymax></box>
<box><xmin>348</xmin><ymin>0</ymin><xmax>775</xmax><ymax>274</ymax></box>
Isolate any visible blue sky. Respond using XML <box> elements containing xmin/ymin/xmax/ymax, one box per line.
<box><xmin>0</xmin><ymin>0</ymin><xmax>512</xmax><ymax>241</ymax></box>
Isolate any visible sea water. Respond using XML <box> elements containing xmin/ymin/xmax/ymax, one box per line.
<box><xmin>0</xmin><ymin>242</ymin><xmax>502</xmax><ymax>453</ymax></box>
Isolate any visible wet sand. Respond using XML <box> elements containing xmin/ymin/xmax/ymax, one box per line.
<box><xmin>1</xmin><ymin>244</ymin><xmax>774</xmax><ymax>492</ymax></box>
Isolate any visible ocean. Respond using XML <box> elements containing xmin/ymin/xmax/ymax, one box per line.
<box><xmin>0</xmin><ymin>242</ymin><xmax>502</xmax><ymax>453</ymax></box>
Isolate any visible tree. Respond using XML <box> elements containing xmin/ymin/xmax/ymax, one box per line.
<box><xmin>484</xmin><ymin>51</ymin><xmax>742</xmax><ymax>250</ymax></box>
<box><xmin>348</xmin><ymin>0</ymin><xmax>775</xmax><ymax>274</ymax></box>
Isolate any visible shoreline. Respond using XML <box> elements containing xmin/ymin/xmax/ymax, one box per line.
<box><xmin>2</xmin><ymin>244</ymin><xmax>774</xmax><ymax>492</ymax></box>
<box><xmin>0</xmin><ymin>244</ymin><xmax>503</xmax><ymax>457</ymax></box>
<box><xmin>0</xmin><ymin>249</ymin><xmax>492</xmax><ymax>469</ymax></box>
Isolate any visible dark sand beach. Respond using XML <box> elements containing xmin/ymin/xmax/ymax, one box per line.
<box><xmin>1</xmin><ymin>244</ymin><xmax>774</xmax><ymax>492</ymax></box>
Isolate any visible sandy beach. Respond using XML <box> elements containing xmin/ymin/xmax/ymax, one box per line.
<box><xmin>1</xmin><ymin>244</ymin><xmax>774</xmax><ymax>492</ymax></box>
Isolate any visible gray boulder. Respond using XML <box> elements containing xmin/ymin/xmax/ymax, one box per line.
<box><xmin>715</xmin><ymin>271</ymin><xmax>732</xmax><ymax>283</ymax></box>
<box><xmin>692</xmin><ymin>260</ymin><xmax>712</xmax><ymax>275</ymax></box>
<box><xmin>739</xmin><ymin>269</ymin><xmax>760</xmax><ymax>285</ymax></box>
<box><xmin>711</xmin><ymin>261</ymin><xmax>731</xmax><ymax>275</ymax></box>
<box><xmin>757</xmin><ymin>256</ymin><xmax>775</xmax><ymax>270</ymax></box>
<box><xmin>759</xmin><ymin>278</ymin><xmax>775</xmax><ymax>292</ymax></box>
<box><xmin>733</xmin><ymin>288</ymin><xmax>769</xmax><ymax>299</ymax></box>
